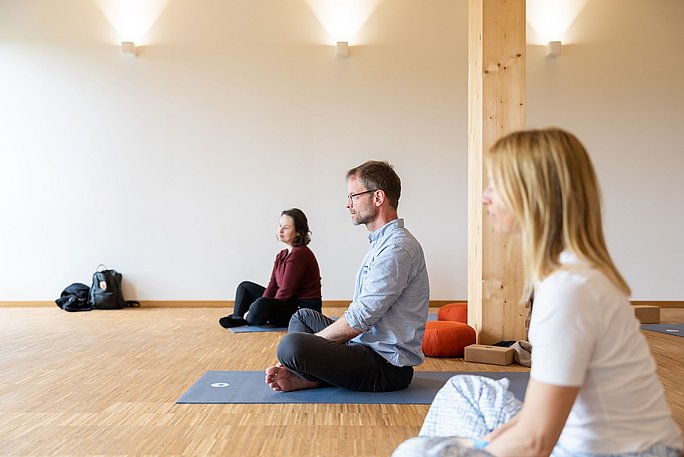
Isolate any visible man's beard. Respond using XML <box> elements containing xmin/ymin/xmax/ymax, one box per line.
<box><xmin>352</xmin><ymin>207</ymin><xmax>377</xmax><ymax>226</ymax></box>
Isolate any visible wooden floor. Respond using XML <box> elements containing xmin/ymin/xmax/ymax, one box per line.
<box><xmin>0</xmin><ymin>307</ymin><xmax>682</xmax><ymax>456</ymax></box>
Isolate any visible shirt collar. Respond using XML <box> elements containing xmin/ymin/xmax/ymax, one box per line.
<box><xmin>368</xmin><ymin>218</ymin><xmax>404</xmax><ymax>243</ymax></box>
<box><xmin>559</xmin><ymin>250</ymin><xmax>581</xmax><ymax>265</ymax></box>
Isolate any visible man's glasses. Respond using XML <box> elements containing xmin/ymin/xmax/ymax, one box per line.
<box><xmin>347</xmin><ymin>189</ymin><xmax>378</xmax><ymax>204</ymax></box>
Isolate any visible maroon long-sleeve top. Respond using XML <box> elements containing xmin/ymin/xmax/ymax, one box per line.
<box><xmin>263</xmin><ymin>245</ymin><xmax>321</xmax><ymax>301</ymax></box>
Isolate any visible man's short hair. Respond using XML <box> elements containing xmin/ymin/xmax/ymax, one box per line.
<box><xmin>346</xmin><ymin>160</ymin><xmax>401</xmax><ymax>209</ymax></box>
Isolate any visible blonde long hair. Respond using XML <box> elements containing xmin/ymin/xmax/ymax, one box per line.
<box><xmin>489</xmin><ymin>128</ymin><xmax>631</xmax><ymax>299</ymax></box>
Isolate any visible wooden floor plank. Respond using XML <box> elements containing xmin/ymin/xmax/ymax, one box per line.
<box><xmin>0</xmin><ymin>307</ymin><xmax>681</xmax><ymax>456</ymax></box>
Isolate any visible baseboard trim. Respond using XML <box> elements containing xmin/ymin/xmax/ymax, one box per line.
<box><xmin>2</xmin><ymin>300</ymin><xmax>682</xmax><ymax>308</ymax></box>
<box><xmin>0</xmin><ymin>301</ymin><xmax>54</xmax><ymax>307</ymax></box>
<box><xmin>631</xmin><ymin>301</ymin><xmax>684</xmax><ymax>308</ymax></box>
<box><xmin>0</xmin><ymin>299</ymin><xmax>463</xmax><ymax>308</ymax></box>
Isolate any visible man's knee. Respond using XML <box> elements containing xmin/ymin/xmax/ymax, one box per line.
<box><xmin>288</xmin><ymin>308</ymin><xmax>318</xmax><ymax>330</ymax></box>
<box><xmin>276</xmin><ymin>332</ymin><xmax>311</xmax><ymax>364</ymax></box>
<box><xmin>292</xmin><ymin>308</ymin><xmax>319</xmax><ymax>321</ymax></box>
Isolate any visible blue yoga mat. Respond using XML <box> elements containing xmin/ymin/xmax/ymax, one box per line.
<box><xmin>641</xmin><ymin>323</ymin><xmax>684</xmax><ymax>337</ymax></box>
<box><xmin>229</xmin><ymin>324</ymin><xmax>287</xmax><ymax>333</ymax></box>
<box><xmin>230</xmin><ymin>313</ymin><xmax>437</xmax><ymax>333</ymax></box>
<box><xmin>176</xmin><ymin>370</ymin><xmax>529</xmax><ymax>404</ymax></box>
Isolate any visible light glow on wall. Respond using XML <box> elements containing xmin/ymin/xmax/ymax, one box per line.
<box><xmin>96</xmin><ymin>0</ymin><xmax>169</xmax><ymax>44</ymax></box>
<box><xmin>527</xmin><ymin>0</ymin><xmax>588</xmax><ymax>45</ymax></box>
<box><xmin>306</xmin><ymin>0</ymin><xmax>381</xmax><ymax>44</ymax></box>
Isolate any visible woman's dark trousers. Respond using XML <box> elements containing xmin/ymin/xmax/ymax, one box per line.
<box><xmin>233</xmin><ymin>281</ymin><xmax>321</xmax><ymax>327</ymax></box>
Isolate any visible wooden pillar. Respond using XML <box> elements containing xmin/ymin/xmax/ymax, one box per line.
<box><xmin>468</xmin><ymin>0</ymin><xmax>527</xmax><ymax>344</ymax></box>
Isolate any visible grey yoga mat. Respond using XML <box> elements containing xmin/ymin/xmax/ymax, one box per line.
<box><xmin>176</xmin><ymin>370</ymin><xmax>529</xmax><ymax>404</ymax></box>
<box><xmin>641</xmin><ymin>323</ymin><xmax>684</xmax><ymax>337</ymax></box>
<box><xmin>228</xmin><ymin>313</ymin><xmax>438</xmax><ymax>333</ymax></box>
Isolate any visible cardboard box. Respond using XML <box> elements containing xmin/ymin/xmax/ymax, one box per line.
<box><xmin>634</xmin><ymin>305</ymin><xmax>660</xmax><ymax>324</ymax></box>
<box><xmin>464</xmin><ymin>344</ymin><xmax>514</xmax><ymax>366</ymax></box>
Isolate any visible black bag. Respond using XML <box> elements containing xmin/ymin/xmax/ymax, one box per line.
<box><xmin>56</xmin><ymin>283</ymin><xmax>92</xmax><ymax>312</ymax></box>
<box><xmin>89</xmin><ymin>265</ymin><xmax>126</xmax><ymax>309</ymax></box>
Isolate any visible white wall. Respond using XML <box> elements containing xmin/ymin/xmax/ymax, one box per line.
<box><xmin>0</xmin><ymin>0</ymin><xmax>681</xmax><ymax>302</ymax></box>
<box><xmin>526</xmin><ymin>0</ymin><xmax>684</xmax><ymax>299</ymax></box>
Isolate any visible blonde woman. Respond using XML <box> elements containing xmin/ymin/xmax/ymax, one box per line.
<box><xmin>393</xmin><ymin>128</ymin><xmax>681</xmax><ymax>457</ymax></box>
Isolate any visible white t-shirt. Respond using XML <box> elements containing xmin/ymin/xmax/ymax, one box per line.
<box><xmin>529</xmin><ymin>251</ymin><xmax>682</xmax><ymax>454</ymax></box>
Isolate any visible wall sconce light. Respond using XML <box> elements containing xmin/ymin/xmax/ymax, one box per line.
<box><xmin>336</xmin><ymin>41</ymin><xmax>349</xmax><ymax>58</ymax></box>
<box><xmin>121</xmin><ymin>41</ymin><xmax>138</xmax><ymax>57</ymax></box>
<box><xmin>545</xmin><ymin>41</ymin><xmax>561</xmax><ymax>58</ymax></box>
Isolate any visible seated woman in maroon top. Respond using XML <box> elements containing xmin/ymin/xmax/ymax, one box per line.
<box><xmin>219</xmin><ymin>208</ymin><xmax>322</xmax><ymax>328</ymax></box>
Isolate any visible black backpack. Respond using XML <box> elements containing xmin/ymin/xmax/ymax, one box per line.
<box><xmin>56</xmin><ymin>283</ymin><xmax>92</xmax><ymax>312</ymax></box>
<box><xmin>88</xmin><ymin>265</ymin><xmax>140</xmax><ymax>309</ymax></box>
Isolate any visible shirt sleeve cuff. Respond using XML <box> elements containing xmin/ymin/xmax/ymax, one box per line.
<box><xmin>344</xmin><ymin>307</ymin><xmax>371</xmax><ymax>332</ymax></box>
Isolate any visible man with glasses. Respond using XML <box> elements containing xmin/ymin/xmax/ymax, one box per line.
<box><xmin>265</xmin><ymin>160</ymin><xmax>430</xmax><ymax>392</ymax></box>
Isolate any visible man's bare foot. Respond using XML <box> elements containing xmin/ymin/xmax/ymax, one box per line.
<box><xmin>264</xmin><ymin>363</ymin><xmax>320</xmax><ymax>392</ymax></box>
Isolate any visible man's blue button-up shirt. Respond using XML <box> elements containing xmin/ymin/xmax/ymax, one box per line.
<box><xmin>345</xmin><ymin>218</ymin><xmax>430</xmax><ymax>366</ymax></box>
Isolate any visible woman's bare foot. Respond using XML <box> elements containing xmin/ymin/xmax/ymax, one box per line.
<box><xmin>264</xmin><ymin>363</ymin><xmax>320</xmax><ymax>392</ymax></box>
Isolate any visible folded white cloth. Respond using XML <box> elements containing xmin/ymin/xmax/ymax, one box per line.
<box><xmin>419</xmin><ymin>374</ymin><xmax>522</xmax><ymax>438</ymax></box>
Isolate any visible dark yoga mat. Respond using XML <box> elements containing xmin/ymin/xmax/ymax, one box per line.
<box><xmin>229</xmin><ymin>313</ymin><xmax>437</xmax><ymax>333</ymax></box>
<box><xmin>641</xmin><ymin>323</ymin><xmax>684</xmax><ymax>337</ymax></box>
<box><xmin>176</xmin><ymin>370</ymin><xmax>529</xmax><ymax>404</ymax></box>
